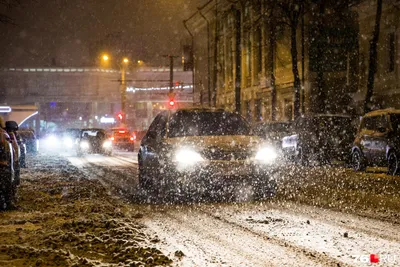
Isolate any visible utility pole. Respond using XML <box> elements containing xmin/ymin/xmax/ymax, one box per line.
<box><xmin>163</xmin><ymin>55</ymin><xmax>179</xmax><ymax>95</ymax></box>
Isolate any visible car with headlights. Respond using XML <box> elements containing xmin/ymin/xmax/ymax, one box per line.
<box><xmin>138</xmin><ymin>108</ymin><xmax>278</xmax><ymax>199</ymax></box>
<box><xmin>109</xmin><ymin>128</ymin><xmax>136</xmax><ymax>151</ymax></box>
<box><xmin>351</xmin><ymin>109</ymin><xmax>400</xmax><ymax>175</ymax></box>
<box><xmin>41</xmin><ymin>130</ymin><xmax>64</xmax><ymax>151</ymax></box>
<box><xmin>18</xmin><ymin>130</ymin><xmax>39</xmax><ymax>154</ymax></box>
<box><xmin>0</xmin><ymin>118</ymin><xmax>17</xmax><ymax>209</ymax></box>
<box><xmin>282</xmin><ymin>114</ymin><xmax>356</xmax><ymax>165</ymax></box>
<box><xmin>76</xmin><ymin>128</ymin><xmax>112</xmax><ymax>156</ymax></box>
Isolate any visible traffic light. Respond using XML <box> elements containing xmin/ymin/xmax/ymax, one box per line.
<box><xmin>169</xmin><ymin>99</ymin><xmax>175</xmax><ymax>107</ymax></box>
<box><xmin>117</xmin><ymin>112</ymin><xmax>123</xmax><ymax>121</ymax></box>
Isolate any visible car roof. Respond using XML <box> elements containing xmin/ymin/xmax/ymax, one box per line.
<box><xmin>81</xmin><ymin>128</ymin><xmax>106</xmax><ymax>131</ymax></box>
<box><xmin>364</xmin><ymin>108</ymin><xmax>400</xmax><ymax>117</ymax></box>
<box><xmin>171</xmin><ymin>107</ymin><xmax>228</xmax><ymax>113</ymax></box>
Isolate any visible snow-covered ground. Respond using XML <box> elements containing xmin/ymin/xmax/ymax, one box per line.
<box><xmin>1</xmin><ymin>151</ymin><xmax>399</xmax><ymax>266</ymax></box>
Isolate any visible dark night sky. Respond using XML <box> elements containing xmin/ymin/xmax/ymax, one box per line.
<box><xmin>0</xmin><ymin>0</ymin><xmax>205</xmax><ymax>67</ymax></box>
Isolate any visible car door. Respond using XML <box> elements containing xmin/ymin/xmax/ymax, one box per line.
<box><xmin>369</xmin><ymin>115</ymin><xmax>390</xmax><ymax>165</ymax></box>
<box><xmin>358</xmin><ymin>116</ymin><xmax>375</xmax><ymax>163</ymax></box>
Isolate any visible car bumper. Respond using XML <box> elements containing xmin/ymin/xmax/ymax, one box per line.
<box><xmin>164</xmin><ymin>161</ymin><xmax>278</xmax><ymax>186</ymax></box>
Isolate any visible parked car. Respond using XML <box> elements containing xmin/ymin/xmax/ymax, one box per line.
<box><xmin>14</xmin><ymin>132</ymin><xmax>26</xmax><ymax>168</ymax></box>
<box><xmin>76</xmin><ymin>128</ymin><xmax>112</xmax><ymax>156</ymax></box>
<box><xmin>18</xmin><ymin>130</ymin><xmax>39</xmax><ymax>154</ymax></box>
<box><xmin>351</xmin><ymin>109</ymin><xmax>400</xmax><ymax>175</ymax></box>
<box><xmin>0</xmin><ymin>117</ymin><xmax>18</xmax><ymax>209</ymax></box>
<box><xmin>109</xmin><ymin>128</ymin><xmax>136</xmax><ymax>151</ymax></box>
<box><xmin>138</xmin><ymin>108</ymin><xmax>278</xmax><ymax>198</ymax></box>
<box><xmin>282</xmin><ymin>114</ymin><xmax>357</xmax><ymax>164</ymax></box>
<box><xmin>5</xmin><ymin>122</ymin><xmax>21</xmax><ymax>185</ymax></box>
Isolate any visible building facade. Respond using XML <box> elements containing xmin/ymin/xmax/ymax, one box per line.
<box><xmin>186</xmin><ymin>0</ymin><xmax>399</xmax><ymax>123</ymax></box>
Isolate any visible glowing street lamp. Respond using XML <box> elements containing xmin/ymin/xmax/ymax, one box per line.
<box><xmin>102</xmin><ymin>54</ymin><xmax>109</xmax><ymax>61</ymax></box>
<box><xmin>123</xmin><ymin>58</ymin><xmax>129</xmax><ymax>64</ymax></box>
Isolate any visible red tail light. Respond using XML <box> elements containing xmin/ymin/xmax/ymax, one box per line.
<box><xmin>130</xmin><ymin>137</ymin><xmax>134</xmax><ymax>141</ymax></box>
<box><xmin>110</xmin><ymin>136</ymin><xmax>115</xmax><ymax>141</ymax></box>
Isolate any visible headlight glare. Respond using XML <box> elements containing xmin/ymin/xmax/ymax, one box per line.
<box><xmin>103</xmin><ymin>140</ymin><xmax>112</xmax><ymax>148</ymax></box>
<box><xmin>64</xmin><ymin>137</ymin><xmax>73</xmax><ymax>147</ymax></box>
<box><xmin>255</xmin><ymin>147</ymin><xmax>277</xmax><ymax>164</ymax></box>
<box><xmin>174</xmin><ymin>149</ymin><xmax>204</xmax><ymax>165</ymax></box>
<box><xmin>80</xmin><ymin>141</ymin><xmax>89</xmax><ymax>149</ymax></box>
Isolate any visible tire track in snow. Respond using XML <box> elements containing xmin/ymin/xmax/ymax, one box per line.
<box><xmin>140</xmin><ymin>206</ymin><xmax>339</xmax><ymax>267</ymax></box>
<box><xmin>197</xmin><ymin>204</ymin><xmax>400</xmax><ymax>267</ymax></box>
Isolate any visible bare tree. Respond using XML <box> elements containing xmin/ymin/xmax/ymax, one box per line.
<box><xmin>364</xmin><ymin>0</ymin><xmax>382</xmax><ymax>113</ymax></box>
<box><xmin>276</xmin><ymin>0</ymin><xmax>306</xmax><ymax>120</ymax></box>
<box><xmin>0</xmin><ymin>0</ymin><xmax>20</xmax><ymax>25</ymax></box>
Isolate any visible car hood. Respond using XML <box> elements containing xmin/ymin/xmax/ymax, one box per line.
<box><xmin>165</xmin><ymin>135</ymin><xmax>265</xmax><ymax>152</ymax></box>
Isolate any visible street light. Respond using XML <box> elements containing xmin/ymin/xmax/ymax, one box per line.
<box><xmin>100</xmin><ymin>53</ymin><xmax>129</xmax><ymax>125</ymax></box>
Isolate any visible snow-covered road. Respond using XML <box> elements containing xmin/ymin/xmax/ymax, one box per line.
<box><xmin>66</xmin><ymin>151</ymin><xmax>400</xmax><ymax>267</ymax></box>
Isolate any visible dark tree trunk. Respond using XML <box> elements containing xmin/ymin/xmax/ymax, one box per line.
<box><xmin>316</xmin><ymin>1</ymin><xmax>326</xmax><ymax>113</ymax></box>
<box><xmin>212</xmin><ymin>0</ymin><xmax>218</xmax><ymax>107</ymax></box>
<box><xmin>291</xmin><ymin>22</ymin><xmax>301</xmax><ymax>120</ymax></box>
<box><xmin>234</xmin><ymin>8</ymin><xmax>242</xmax><ymax>113</ymax></box>
<box><xmin>364</xmin><ymin>0</ymin><xmax>382</xmax><ymax>113</ymax></box>
<box><xmin>269</xmin><ymin>8</ymin><xmax>277</xmax><ymax>121</ymax></box>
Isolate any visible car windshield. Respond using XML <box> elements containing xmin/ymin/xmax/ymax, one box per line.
<box><xmin>168</xmin><ymin>111</ymin><xmax>251</xmax><ymax>137</ymax></box>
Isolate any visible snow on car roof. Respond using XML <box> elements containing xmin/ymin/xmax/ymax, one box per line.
<box><xmin>364</xmin><ymin>108</ymin><xmax>400</xmax><ymax>117</ymax></box>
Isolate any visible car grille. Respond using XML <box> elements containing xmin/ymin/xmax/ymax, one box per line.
<box><xmin>202</xmin><ymin>148</ymin><xmax>250</xmax><ymax>161</ymax></box>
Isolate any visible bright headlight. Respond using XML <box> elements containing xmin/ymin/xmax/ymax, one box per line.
<box><xmin>174</xmin><ymin>149</ymin><xmax>204</xmax><ymax>165</ymax></box>
<box><xmin>103</xmin><ymin>140</ymin><xmax>112</xmax><ymax>148</ymax></box>
<box><xmin>64</xmin><ymin>137</ymin><xmax>73</xmax><ymax>147</ymax></box>
<box><xmin>46</xmin><ymin>135</ymin><xmax>58</xmax><ymax>147</ymax></box>
<box><xmin>255</xmin><ymin>147</ymin><xmax>277</xmax><ymax>164</ymax></box>
<box><xmin>80</xmin><ymin>141</ymin><xmax>89</xmax><ymax>149</ymax></box>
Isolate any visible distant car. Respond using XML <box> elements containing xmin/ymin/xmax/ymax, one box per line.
<box><xmin>282</xmin><ymin>114</ymin><xmax>356</xmax><ymax>164</ymax></box>
<box><xmin>0</xmin><ymin>126</ymin><xmax>17</xmax><ymax>209</ymax></box>
<box><xmin>18</xmin><ymin>130</ymin><xmax>39</xmax><ymax>154</ymax></box>
<box><xmin>138</xmin><ymin>108</ymin><xmax>278</xmax><ymax>198</ymax></box>
<box><xmin>110</xmin><ymin>128</ymin><xmax>136</xmax><ymax>151</ymax></box>
<box><xmin>41</xmin><ymin>130</ymin><xmax>64</xmax><ymax>151</ymax></box>
<box><xmin>351</xmin><ymin>109</ymin><xmax>400</xmax><ymax>175</ymax></box>
<box><xmin>76</xmin><ymin>128</ymin><xmax>112</xmax><ymax>156</ymax></box>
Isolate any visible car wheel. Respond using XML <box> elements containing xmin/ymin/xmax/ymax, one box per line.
<box><xmin>351</xmin><ymin>150</ymin><xmax>366</xmax><ymax>172</ymax></box>
<box><xmin>387</xmin><ymin>151</ymin><xmax>399</xmax><ymax>176</ymax></box>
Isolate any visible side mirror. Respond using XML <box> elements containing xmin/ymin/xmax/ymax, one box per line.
<box><xmin>5</xmin><ymin>121</ymin><xmax>19</xmax><ymax>132</ymax></box>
